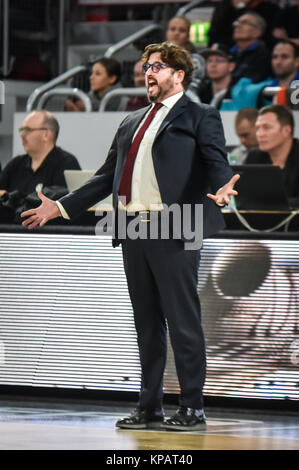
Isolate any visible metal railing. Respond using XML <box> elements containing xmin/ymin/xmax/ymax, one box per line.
<box><xmin>177</xmin><ymin>0</ymin><xmax>206</xmax><ymax>16</ymax></box>
<box><xmin>26</xmin><ymin>23</ymin><xmax>161</xmax><ymax>112</ymax></box>
<box><xmin>28</xmin><ymin>83</ymin><xmax>286</xmax><ymax>113</ymax></box>
<box><xmin>35</xmin><ymin>87</ymin><xmax>92</xmax><ymax>112</ymax></box>
<box><xmin>99</xmin><ymin>88</ymin><xmax>148</xmax><ymax>111</ymax></box>
<box><xmin>26</xmin><ymin>65</ymin><xmax>87</xmax><ymax>112</ymax></box>
<box><xmin>104</xmin><ymin>23</ymin><xmax>162</xmax><ymax>58</ymax></box>
<box><xmin>1</xmin><ymin>0</ymin><xmax>10</xmax><ymax>77</ymax></box>
<box><xmin>262</xmin><ymin>87</ymin><xmax>281</xmax><ymax>97</ymax></box>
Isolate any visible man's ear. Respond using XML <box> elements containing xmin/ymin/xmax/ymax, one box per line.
<box><xmin>175</xmin><ymin>69</ymin><xmax>185</xmax><ymax>86</ymax></box>
<box><xmin>43</xmin><ymin>128</ymin><xmax>54</xmax><ymax>144</ymax></box>
<box><xmin>229</xmin><ymin>62</ymin><xmax>236</xmax><ymax>73</ymax></box>
<box><xmin>282</xmin><ymin>124</ymin><xmax>292</xmax><ymax>139</ymax></box>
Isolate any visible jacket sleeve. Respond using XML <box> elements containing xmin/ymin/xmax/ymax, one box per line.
<box><xmin>58</xmin><ymin>133</ymin><xmax>118</xmax><ymax>219</ymax></box>
<box><xmin>196</xmin><ymin>106</ymin><xmax>233</xmax><ymax>192</ymax></box>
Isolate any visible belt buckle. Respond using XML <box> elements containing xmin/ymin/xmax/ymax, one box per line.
<box><xmin>139</xmin><ymin>210</ymin><xmax>150</xmax><ymax>222</ymax></box>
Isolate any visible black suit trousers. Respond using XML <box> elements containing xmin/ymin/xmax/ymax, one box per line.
<box><xmin>121</xmin><ymin>236</ymin><xmax>206</xmax><ymax>410</ymax></box>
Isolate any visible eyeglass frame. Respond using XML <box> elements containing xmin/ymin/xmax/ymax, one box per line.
<box><xmin>233</xmin><ymin>18</ymin><xmax>259</xmax><ymax>28</ymax></box>
<box><xmin>142</xmin><ymin>61</ymin><xmax>179</xmax><ymax>74</ymax></box>
<box><xmin>18</xmin><ymin>127</ymin><xmax>49</xmax><ymax>134</ymax></box>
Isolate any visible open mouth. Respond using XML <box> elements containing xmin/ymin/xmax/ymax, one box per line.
<box><xmin>147</xmin><ymin>80</ymin><xmax>158</xmax><ymax>92</ymax></box>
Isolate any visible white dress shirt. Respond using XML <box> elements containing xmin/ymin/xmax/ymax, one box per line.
<box><xmin>57</xmin><ymin>91</ymin><xmax>184</xmax><ymax>218</ymax></box>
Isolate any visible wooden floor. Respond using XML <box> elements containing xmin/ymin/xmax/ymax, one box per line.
<box><xmin>0</xmin><ymin>399</ymin><xmax>298</xmax><ymax>450</ymax></box>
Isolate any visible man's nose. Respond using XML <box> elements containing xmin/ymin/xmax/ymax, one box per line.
<box><xmin>145</xmin><ymin>70</ymin><xmax>155</xmax><ymax>81</ymax></box>
<box><xmin>145</xmin><ymin>67</ymin><xmax>153</xmax><ymax>76</ymax></box>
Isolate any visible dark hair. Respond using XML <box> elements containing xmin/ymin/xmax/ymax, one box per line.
<box><xmin>34</xmin><ymin>110</ymin><xmax>59</xmax><ymax>141</ymax></box>
<box><xmin>142</xmin><ymin>41</ymin><xmax>194</xmax><ymax>88</ymax></box>
<box><xmin>273</xmin><ymin>39</ymin><xmax>299</xmax><ymax>58</ymax></box>
<box><xmin>93</xmin><ymin>57</ymin><xmax>122</xmax><ymax>83</ymax></box>
<box><xmin>258</xmin><ymin>104</ymin><xmax>294</xmax><ymax>135</ymax></box>
<box><xmin>235</xmin><ymin>107</ymin><xmax>258</xmax><ymax>126</ymax></box>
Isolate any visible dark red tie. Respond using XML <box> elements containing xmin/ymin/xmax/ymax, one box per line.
<box><xmin>119</xmin><ymin>102</ymin><xmax>163</xmax><ymax>205</ymax></box>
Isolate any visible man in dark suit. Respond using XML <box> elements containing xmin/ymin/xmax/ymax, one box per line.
<box><xmin>21</xmin><ymin>42</ymin><xmax>239</xmax><ymax>431</ymax></box>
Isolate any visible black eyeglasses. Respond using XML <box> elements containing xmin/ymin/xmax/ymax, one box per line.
<box><xmin>142</xmin><ymin>62</ymin><xmax>177</xmax><ymax>74</ymax></box>
<box><xmin>18</xmin><ymin>127</ymin><xmax>48</xmax><ymax>134</ymax></box>
<box><xmin>233</xmin><ymin>19</ymin><xmax>258</xmax><ymax>28</ymax></box>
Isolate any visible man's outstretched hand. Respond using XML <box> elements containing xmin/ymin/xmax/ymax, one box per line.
<box><xmin>207</xmin><ymin>173</ymin><xmax>240</xmax><ymax>207</ymax></box>
<box><xmin>21</xmin><ymin>189</ymin><xmax>61</xmax><ymax>229</ymax></box>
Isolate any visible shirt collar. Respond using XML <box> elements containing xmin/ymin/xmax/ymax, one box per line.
<box><xmin>24</xmin><ymin>146</ymin><xmax>55</xmax><ymax>172</ymax></box>
<box><xmin>150</xmin><ymin>91</ymin><xmax>184</xmax><ymax>110</ymax></box>
<box><xmin>270</xmin><ymin>69</ymin><xmax>299</xmax><ymax>86</ymax></box>
<box><xmin>230</xmin><ymin>41</ymin><xmax>260</xmax><ymax>54</ymax></box>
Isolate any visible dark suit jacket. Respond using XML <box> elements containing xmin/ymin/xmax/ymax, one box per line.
<box><xmin>59</xmin><ymin>94</ymin><xmax>233</xmax><ymax>245</ymax></box>
<box><xmin>246</xmin><ymin>138</ymin><xmax>299</xmax><ymax>199</ymax></box>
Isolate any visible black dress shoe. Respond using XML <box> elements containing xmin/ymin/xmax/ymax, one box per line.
<box><xmin>116</xmin><ymin>407</ymin><xmax>164</xmax><ymax>429</ymax></box>
<box><xmin>163</xmin><ymin>407</ymin><xmax>206</xmax><ymax>431</ymax></box>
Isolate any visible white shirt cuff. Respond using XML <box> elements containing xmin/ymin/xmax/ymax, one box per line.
<box><xmin>56</xmin><ymin>201</ymin><xmax>70</xmax><ymax>220</ymax></box>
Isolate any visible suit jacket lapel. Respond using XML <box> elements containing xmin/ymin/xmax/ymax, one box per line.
<box><xmin>119</xmin><ymin>94</ymin><xmax>188</xmax><ymax>168</ymax></box>
<box><xmin>121</xmin><ymin>105</ymin><xmax>151</xmax><ymax>158</ymax></box>
<box><xmin>154</xmin><ymin>94</ymin><xmax>188</xmax><ymax>143</ymax></box>
<box><xmin>122</xmin><ymin>95</ymin><xmax>188</xmax><ymax>154</ymax></box>
<box><xmin>115</xmin><ymin>105</ymin><xmax>151</xmax><ymax>190</ymax></box>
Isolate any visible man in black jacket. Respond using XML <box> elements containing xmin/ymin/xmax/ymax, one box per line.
<box><xmin>246</xmin><ymin>105</ymin><xmax>299</xmax><ymax>201</ymax></box>
<box><xmin>209</xmin><ymin>0</ymin><xmax>279</xmax><ymax>48</ymax></box>
<box><xmin>0</xmin><ymin>110</ymin><xmax>81</xmax><ymax>223</ymax></box>
<box><xmin>0</xmin><ymin>110</ymin><xmax>80</xmax><ymax>197</ymax></box>
<box><xmin>198</xmin><ymin>44</ymin><xmax>236</xmax><ymax>107</ymax></box>
<box><xmin>230</xmin><ymin>12</ymin><xmax>272</xmax><ymax>82</ymax></box>
<box><xmin>21</xmin><ymin>42</ymin><xmax>239</xmax><ymax>431</ymax></box>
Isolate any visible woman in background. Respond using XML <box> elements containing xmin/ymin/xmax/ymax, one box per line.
<box><xmin>66</xmin><ymin>57</ymin><xmax>125</xmax><ymax>111</ymax></box>
<box><xmin>166</xmin><ymin>16</ymin><xmax>205</xmax><ymax>102</ymax></box>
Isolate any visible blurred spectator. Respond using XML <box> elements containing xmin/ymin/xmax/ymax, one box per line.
<box><xmin>0</xmin><ymin>111</ymin><xmax>80</xmax><ymax>222</ymax></box>
<box><xmin>272</xmin><ymin>0</ymin><xmax>299</xmax><ymax>48</ymax></box>
<box><xmin>165</xmin><ymin>16</ymin><xmax>205</xmax><ymax>101</ymax></box>
<box><xmin>209</xmin><ymin>0</ymin><xmax>279</xmax><ymax>48</ymax></box>
<box><xmin>229</xmin><ymin>107</ymin><xmax>258</xmax><ymax>164</ymax></box>
<box><xmin>198</xmin><ymin>44</ymin><xmax>236</xmax><ymax>107</ymax></box>
<box><xmin>65</xmin><ymin>58</ymin><xmax>125</xmax><ymax>112</ymax></box>
<box><xmin>258</xmin><ymin>39</ymin><xmax>299</xmax><ymax>107</ymax></box>
<box><xmin>230</xmin><ymin>12</ymin><xmax>272</xmax><ymax>82</ymax></box>
<box><xmin>270</xmin><ymin>39</ymin><xmax>299</xmax><ymax>88</ymax></box>
<box><xmin>198</xmin><ymin>43</ymin><xmax>269</xmax><ymax>110</ymax></box>
<box><xmin>124</xmin><ymin>59</ymin><xmax>149</xmax><ymax>111</ymax></box>
<box><xmin>245</xmin><ymin>105</ymin><xmax>299</xmax><ymax>199</ymax></box>
<box><xmin>166</xmin><ymin>16</ymin><xmax>197</xmax><ymax>54</ymax></box>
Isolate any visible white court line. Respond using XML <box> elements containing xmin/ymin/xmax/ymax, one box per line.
<box><xmin>207</xmin><ymin>418</ymin><xmax>264</xmax><ymax>425</ymax></box>
<box><xmin>205</xmin><ymin>424</ymin><xmax>299</xmax><ymax>434</ymax></box>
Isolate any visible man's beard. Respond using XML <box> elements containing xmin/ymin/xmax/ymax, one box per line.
<box><xmin>147</xmin><ymin>76</ymin><xmax>175</xmax><ymax>102</ymax></box>
<box><xmin>276</xmin><ymin>69</ymin><xmax>294</xmax><ymax>81</ymax></box>
<box><xmin>147</xmin><ymin>87</ymin><xmax>161</xmax><ymax>102</ymax></box>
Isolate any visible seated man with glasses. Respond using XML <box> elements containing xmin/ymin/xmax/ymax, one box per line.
<box><xmin>208</xmin><ymin>0</ymin><xmax>279</xmax><ymax>49</ymax></box>
<box><xmin>0</xmin><ymin>110</ymin><xmax>81</xmax><ymax>223</ymax></box>
<box><xmin>197</xmin><ymin>43</ymin><xmax>271</xmax><ymax>110</ymax></box>
<box><xmin>197</xmin><ymin>44</ymin><xmax>237</xmax><ymax>107</ymax></box>
<box><xmin>230</xmin><ymin>12</ymin><xmax>271</xmax><ymax>83</ymax></box>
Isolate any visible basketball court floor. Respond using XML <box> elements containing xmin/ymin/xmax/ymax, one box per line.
<box><xmin>0</xmin><ymin>398</ymin><xmax>298</xmax><ymax>450</ymax></box>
